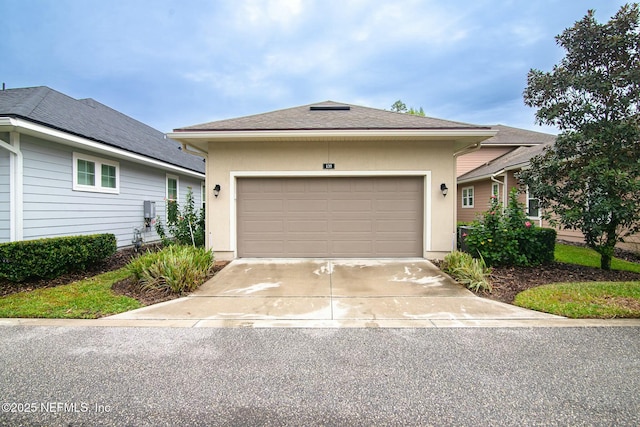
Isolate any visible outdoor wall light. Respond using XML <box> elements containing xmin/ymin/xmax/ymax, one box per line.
<box><xmin>440</xmin><ymin>183</ymin><xmax>449</xmax><ymax>197</ymax></box>
<box><xmin>213</xmin><ymin>184</ymin><xmax>221</xmax><ymax>198</ymax></box>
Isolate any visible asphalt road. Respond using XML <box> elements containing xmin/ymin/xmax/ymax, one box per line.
<box><xmin>0</xmin><ymin>326</ymin><xmax>638</xmax><ymax>426</ymax></box>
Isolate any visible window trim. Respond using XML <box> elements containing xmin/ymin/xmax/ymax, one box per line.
<box><xmin>462</xmin><ymin>186</ymin><xmax>474</xmax><ymax>208</ymax></box>
<box><xmin>166</xmin><ymin>174</ymin><xmax>179</xmax><ymax>202</ymax></box>
<box><xmin>72</xmin><ymin>152</ymin><xmax>119</xmax><ymax>194</ymax></box>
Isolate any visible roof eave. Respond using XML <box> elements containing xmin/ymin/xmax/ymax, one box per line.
<box><xmin>167</xmin><ymin>128</ymin><xmax>498</xmax><ymax>152</ymax></box>
<box><xmin>0</xmin><ymin>117</ymin><xmax>205</xmax><ymax>179</ymax></box>
<box><xmin>457</xmin><ymin>161</ymin><xmax>529</xmax><ymax>184</ymax></box>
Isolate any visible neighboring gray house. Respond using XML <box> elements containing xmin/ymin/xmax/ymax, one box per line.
<box><xmin>0</xmin><ymin>86</ymin><xmax>205</xmax><ymax>248</ymax></box>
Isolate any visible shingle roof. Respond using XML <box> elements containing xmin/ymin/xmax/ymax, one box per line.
<box><xmin>482</xmin><ymin>124</ymin><xmax>557</xmax><ymax>146</ymax></box>
<box><xmin>174</xmin><ymin>100</ymin><xmax>489</xmax><ymax>131</ymax></box>
<box><xmin>458</xmin><ymin>142</ymin><xmax>554</xmax><ymax>182</ymax></box>
<box><xmin>0</xmin><ymin>86</ymin><xmax>204</xmax><ymax>173</ymax></box>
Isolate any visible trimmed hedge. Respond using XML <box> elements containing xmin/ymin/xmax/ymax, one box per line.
<box><xmin>521</xmin><ymin>227</ymin><xmax>557</xmax><ymax>265</ymax></box>
<box><xmin>461</xmin><ymin>225</ymin><xmax>557</xmax><ymax>267</ymax></box>
<box><xmin>0</xmin><ymin>234</ymin><xmax>117</xmax><ymax>282</ymax></box>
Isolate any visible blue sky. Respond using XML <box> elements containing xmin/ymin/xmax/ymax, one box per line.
<box><xmin>1</xmin><ymin>0</ymin><xmax>628</xmax><ymax>133</ymax></box>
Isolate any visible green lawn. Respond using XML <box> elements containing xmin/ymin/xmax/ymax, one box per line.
<box><xmin>514</xmin><ymin>244</ymin><xmax>640</xmax><ymax>318</ymax></box>
<box><xmin>0</xmin><ymin>268</ymin><xmax>140</xmax><ymax>319</ymax></box>
<box><xmin>515</xmin><ymin>281</ymin><xmax>640</xmax><ymax>318</ymax></box>
<box><xmin>554</xmin><ymin>243</ymin><xmax>640</xmax><ymax>273</ymax></box>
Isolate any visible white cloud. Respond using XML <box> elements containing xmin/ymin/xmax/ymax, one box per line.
<box><xmin>240</xmin><ymin>0</ymin><xmax>304</xmax><ymax>27</ymax></box>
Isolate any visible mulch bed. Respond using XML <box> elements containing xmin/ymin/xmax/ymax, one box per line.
<box><xmin>481</xmin><ymin>244</ymin><xmax>640</xmax><ymax>304</ymax></box>
<box><xmin>485</xmin><ymin>262</ymin><xmax>640</xmax><ymax>304</ymax></box>
<box><xmin>110</xmin><ymin>261</ymin><xmax>229</xmax><ymax>306</ymax></box>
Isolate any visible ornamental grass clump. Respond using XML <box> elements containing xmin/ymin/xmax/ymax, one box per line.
<box><xmin>127</xmin><ymin>245</ymin><xmax>214</xmax><ymax>294</ymax></box>
<box><xmin>442</xmin><ymin>251</ymin><xmax>492</xmax><ymax>293</ymax></box>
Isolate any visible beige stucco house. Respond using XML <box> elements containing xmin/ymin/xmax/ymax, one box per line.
<box><xmin>168</xmin><ymin>101</ymin><xmax>496</xmax><ymax>260</ymax></box>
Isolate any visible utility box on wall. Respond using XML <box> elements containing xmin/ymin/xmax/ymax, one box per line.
<box><xmin>143</xmin><ymin>201</ymin><xmax>156</xmax><ymax>230</ymax></box>
<box><xmin>144</xmin><ymin>201</ymin><xmax>156</xmax><ymax>219</ymax></box>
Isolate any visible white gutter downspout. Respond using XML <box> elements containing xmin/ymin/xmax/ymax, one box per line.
<box><xmin>0</xmin><ymin>128</ymin><xmax>23</xmax><ymax>241</ymax></box>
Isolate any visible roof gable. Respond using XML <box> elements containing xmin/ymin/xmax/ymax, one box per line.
<box><xmin>458</xmin><ymin>141</ymin><xmax>554</xmax><ymax>183</ymax></box>
<box><xmin>0</xmin><ymin>86</ymin><xmax>204</xmax><ymax>174</ymax></box>
<box><xmin>175</xmin><ymin>100</ymin><xmax>488</xmax><ymax>132</ymax></box>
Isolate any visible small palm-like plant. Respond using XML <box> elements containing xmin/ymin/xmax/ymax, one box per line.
<box><xmin>442</xmin><ymin>251</ymin><xmax>492</xmax><ymax>292</ymax></box>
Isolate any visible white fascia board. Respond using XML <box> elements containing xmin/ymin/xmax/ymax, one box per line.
<box><xmin>167</xmin><ymin>128</ymin><xmax>498</xmax><ymax>141</ymax></box>
<box><xmin>0</xmin><ymin>117</ymin><xmax>205</xmax><ymax>179</ymax></box>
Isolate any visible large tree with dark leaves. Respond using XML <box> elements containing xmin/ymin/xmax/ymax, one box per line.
<box><xmin>520</xmin><ymin>4</ymin><xmax>640</xmax><ymax>270</ymax></box>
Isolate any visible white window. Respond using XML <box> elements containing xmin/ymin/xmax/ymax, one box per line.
<box><xmin>526</xmin><ymin>188</ymin><xmax>540</xmax><ymax>218</ymax></box>
<box><xmin>166</xmin><ymin>175</ymin><xmax>179</xmax><ymax>202</ymax></box>
<box><xmin>492</xmin><ymin>183</ymin><xmax>500</xmax><ymax>198</ymax></box>
<box><xmin>73</xmin><ymin>153</ymin><xmax>119</xmax><ymax>194</ymax></box>
<box><xmin>462</xmin><ymin>186</ymin><xmax>474</xmax><ymax>208</ymax></box>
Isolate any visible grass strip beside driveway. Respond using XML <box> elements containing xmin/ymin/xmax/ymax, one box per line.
<box><xmin>0</xmin><ymin>268</ymin><xmax>140</xmax><ymax>319</ymax></box>
<box><xmin>515</xmin><ymin>281</ymin><xmax>640</xmax><ymax>318</ymax></box>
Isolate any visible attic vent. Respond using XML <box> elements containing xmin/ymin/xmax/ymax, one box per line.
<box><xmin>310</xmin><ymin>105</ymin><xmax>351</xmax><ymax>111</ymax></box>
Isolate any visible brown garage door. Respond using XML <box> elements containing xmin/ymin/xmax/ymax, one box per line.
<box><xmin>237</xmin><ymin>177</ymin><xmax>423</xmax><ymax>257</ymax></box>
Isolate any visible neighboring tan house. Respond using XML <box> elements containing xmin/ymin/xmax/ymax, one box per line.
<box><xmin>456</xmin><ymin>124</ymin><xmax>556</xmax><ymax>178</ymax></box>
<box><xmin>458</xmin><ymin>140</ymin><xmax>640</xmax><ymax>253</ymax></box>
<box><xmin>456</xmin><ymin>142</ymin><xmax>551</xmax><ymax>224</ymax></box>
<box><xmin>0</xmin><ymin>86</ymin><xmax>205</xmax><ymax>248</ymax></box>
<box><xmin>168</xmin><ymin>101</ymin><xmax>497</xmax><ymax>260</ymax></box>
<box><xmin>455</xmin><ymin>125</ymin><xmax>556</xmax><ymax>225</ymax></box>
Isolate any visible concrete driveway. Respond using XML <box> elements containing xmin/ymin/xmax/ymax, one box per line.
<box><xmin>108</xmin><ymin>259</ymin><xmax>560</xmax><ymax>327</ymax></box>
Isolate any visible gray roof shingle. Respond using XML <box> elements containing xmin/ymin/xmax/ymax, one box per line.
<box><xmin>481</xmin><ymin>124</ymin><xmax>557</xmax><ymax>146</ymax></box>
<box><xmin>0</xmin><ymin>86</ymin><xmax>204</xmax><ymax>174</ymax></box>
<box><xmin>175</xmin><ymin>100</ymin><xmax>490</xmax><ymax>131</ymax></box>
<box><xmin>458</xmin><ymin>142</ymin><xmax>554</xmax><ymax>182</ymax></box>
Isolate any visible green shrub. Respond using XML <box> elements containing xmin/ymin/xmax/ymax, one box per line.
<box><xmin>442</xmin><ymin>251</ymin><xmax>492</xmax><ymax>292</ymax></box>
<box><xmin>0</xmin><ymin>234</ymin><xmax>116</xmax><ymax>282</ymax></box>
<box><xmin>464</xmin><ymin>189</ymin><xmax>555</xmax><ymax>267</ymax></box>
<box><xmin>127</xmin><ymin>245</ymin><xmax>214</xmax><ymax>294</ymax></box>
<box><xmin>523</xmin><ymin>227</ymin><xmax>557</xmax><ymax>265</ymax></box>
<box><xmin>155</xmin><ymin>187</ymin><xmax>205</xmax><ymax>247</ymax></box>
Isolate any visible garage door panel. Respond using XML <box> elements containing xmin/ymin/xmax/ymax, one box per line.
<box><xmin>331</xmin><ymin>220</ymin><xmax>373</xmax><ymax>232</ymax></box>
<box><xmin>376</xmin><ymin>200</ymin><xmax>421</xmax><ymax>212</ymax></box>
<box><xmin>242</xmin><ymin>199</ymin><xmax>284</xmax><ymax>213</ymax></box>
<box><xmin>331</xmin><ymin>240</ymin><xmax>374</xmax><ymax>255</ymax></box>
<box><xmin>237</xmin><ymin>177</ymin><xmax>423</xmax><ymax>257</ymax></box>
<box><xmin>376</xmin><ymin>220</ymin><xmax>419</xmax><ymax>232</ymax></box>
<box><xmin>243</xmin><ymin>240</ymin><xmax>285</xmax><ymax>255</ymax></box>
<box><xmin>330</xmin><ymin>199</ymin><xmax>372</xmax><ymax>212</ymax></box>
<box><xmin>286</xmin><ymin>200</ymin><xmax>328</xmax><ymax>213</ymax></box>
<box><xmin>288</xmin><ymin>220</ymin><xmax>328</xmax><ymax>232</ymax></box>
<box><xmin>287</xmin><ymin>241</ymin><xmax>329</xmax><ymax>255</ymax></box>
<box><xmin>243</xmin><ymin>220</ymin><xmax>284</xmax><ymax>233</ymax></box>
